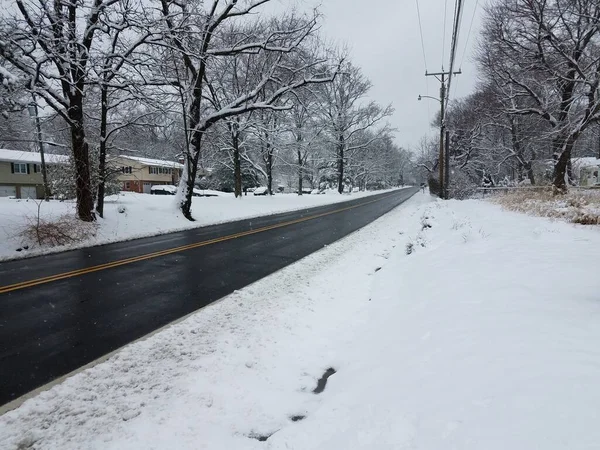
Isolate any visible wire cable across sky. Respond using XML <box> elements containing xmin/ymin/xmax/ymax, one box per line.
<box><xmin>415</xmin><ymin>0</ymin><xmax>429</xmax><ymax>72</ymax></box>
<box><xmin>444</xmin><ymin>0</ymin><xmax>465</xmax><ymax>120</ymax></box>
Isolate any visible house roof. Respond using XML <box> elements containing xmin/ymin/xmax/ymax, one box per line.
<box><xmin>0</xmin><ymin>149</ymin><xmax>69</xmax><ymax>164</ymax></box>
<box><xmin>119</xmin><ymin>155</ymin><xmax>184</xmax><ymax>169</ymax></box>
<box><xmin>572</xmin><ymin>157</ymin><xmax>600</xmax><ymax>167</ymax></box>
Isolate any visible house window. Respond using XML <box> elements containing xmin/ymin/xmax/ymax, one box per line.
<box><xmin>121</xmin><ymin>166</ymin><xmax>132</xmax><ymax>174</ymax></box>
<box><xmin>13</xmin><ymin>163</ymin><xmax>28</xmax><ymax>174</ymax></box>
<box><xmin>125</xmin><ymin>181</ymin><xmax>131</xmax><ymax>189</ymax></box>
<box><xmin>149</xmin><ymin>166</ymin><xmax>172</xmax><ymax>175</ymax></box>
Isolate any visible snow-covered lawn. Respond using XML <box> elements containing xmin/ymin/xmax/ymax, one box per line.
<box><xmin>2</xmin><ymin>192</ymin><xmax>600</xmax><ymax>449</ymax></box>
<box><xmin>0</xmin><ymin>188</ymin><xmax>404</xmax><ymax>261</ymax></box>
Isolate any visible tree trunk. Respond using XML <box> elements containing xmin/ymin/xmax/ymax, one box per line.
<box><xmin>233</xmin><ymin>132</ymin><xmax>242</xmax><ymax>198</ymax></box>
<box><xmin>297</xmin><ymin>149</ymin><xmax>303</xmax><ymax>196</ymax></box>
<box><xmin>597</xmin><ymin>123</ymin><xmax>600</xmax><ymax>159</ymax></box>
<box><xmin>337</xmin><ymin>133</ymin><xmax>344</xmax><ymax>194</ymax></box>
<box><xmin>68</xmin><ymin>99</ymin><xmax>95</xmax><ymax>222</ymax></box>
<box><xmin>266</xmin><ymin>140</ymin><xmax>273</xmax><ymax>195</ymax></box>
<box><xmin>567</xmin><ymin>158</ymin><xmax>574</xmax><ymax>186</ymax></box>
<box><xmin>516</xmin><ymin>163</ymin><xmax>524</xmax><ymax>183</ymax></box>
<box><xmin>96</xmin><ymin>87</ymin><xmax>108</xmax><ymax>218</ymax></box>
<box><xmin>31</xmin><ymin>96</ymin><xmax>50</xmax><ymax>201</ymax></box>
<box><xmin>509</xmin><ymin>116</ymin><xmax>524</xmax><ymax>183</ymax></box>
<box><xmin>553</xmin><ymin>151</ymin><xmax>569</xmax><ymax>193</ymax></box>
<box><xmin>180</xmin><ymin>81</ymin><xmax>204</xmax><ymax>220</ymax></box>
<box><xmin>552</xmin><ymin>134</ymin><xmax>579</xmax><ymax>193</ymax></box>
<box><xmin>525</xmin><ymin>162</ymin><xmax>535</xmax><ymax>185</ymax></box>
<box><xmin>180</xmin><ymin>127</ymin><xmax>202</xmax><ymax>221</ymax></box>
<box><xmin>552</xmin><ymin>141</ymin><xmax>574</xmax><ymax>193</ymax></box>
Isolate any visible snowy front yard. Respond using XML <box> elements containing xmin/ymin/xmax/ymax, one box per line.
<box><xmin>2</xmin><ymin>192</ymin><xmax>600</xmax><ymax>449</ymax></box>
<box><xmin>0</xmin><ymin>188</ymin><xmax>402</xmax><ymax>261</ymax></box>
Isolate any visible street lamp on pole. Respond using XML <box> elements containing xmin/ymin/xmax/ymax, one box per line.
<box><xmin>27</xmin><ymin>95</ymin><xmax>51</xmax><ymax>201</ymax></box>
<box><xmin>417</xmin><ymin>94</ymin><xmax>441</xmax><ymax>103</ymax></box>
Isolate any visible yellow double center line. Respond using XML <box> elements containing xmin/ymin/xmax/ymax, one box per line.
<box><xmin>0</xmin><ymin>192</ymin><xmax>402</xmax><ymax>295</ymax></box>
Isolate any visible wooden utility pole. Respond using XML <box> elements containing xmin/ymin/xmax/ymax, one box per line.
<box><xmin>438</xmin><ymin>76</ymin><xmax>445</xmax><ymax>197</ymax></box>
<box><xmin>425</xmin><ymin>69</ymin><xmax>460</xmax><ymax>198</ymax></box>
<box><xmin>445</xmin><ymin>129</ymin><xmax>450</xmax><ymax>199</ymax></box>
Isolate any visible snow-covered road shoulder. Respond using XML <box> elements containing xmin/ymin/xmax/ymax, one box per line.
<box><xmin>2</xmin><ymin>194</ymin><xmax>599</xmax><ymax>450</ymax></box>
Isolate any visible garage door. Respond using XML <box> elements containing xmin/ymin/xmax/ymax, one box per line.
<box><xmin>0</xmin><ymin>185</ymin><xmax>16</xmax><ymax>197</ymax></box>
<box><xmin>20</xmin><ymin>186</ymin><xmax>37</xmax><ymax>199</ymax></box>
<box><xmin>143</xmin><ymin>182</ymin><xmax>152</xmax><ymax>194</ymax></box>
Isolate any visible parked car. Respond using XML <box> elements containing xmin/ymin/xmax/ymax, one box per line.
<box><xmin>151</xmin><ymin>185</ymin><xmax>177</xmax><ymax>195</ymax></box>
<box><xmin>253</xmin><ymin>186</ymin><xmax>269</xmax><ymax>196</ymax></box>
<box><xmin>192</xmin><ymin>188</ymin><xmax>219</xmax><ymax>197</ymax></box>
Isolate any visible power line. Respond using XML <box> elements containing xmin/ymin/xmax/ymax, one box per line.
<box><xmin>459</xmin><ymin>0</ymin><xmax>479</xmax><ymax>69</ymax></box>
<box><xmin>442</xmin><ymin>0</ymin><xmax>449</xmax><ymax>69</ymax></box>
<box><xmin>415</xmin><ymin>0</ymin><xmax>428</xmax><ymax>71</ymax></box>
<box><xmin>444</xmin><ymin>0</ymin><xmax>465</xmax><ymax>119</ymax></box>
<box><xmin>414</xmin><ymin>0</ymin><xmax>433</xmax><ymax>141</ymax></box>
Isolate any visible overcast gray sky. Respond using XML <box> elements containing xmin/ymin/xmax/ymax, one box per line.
<box><xmin>274</xmin><ymin>0</ymin><xmax>483</xmax><ymax>150</ymax></box>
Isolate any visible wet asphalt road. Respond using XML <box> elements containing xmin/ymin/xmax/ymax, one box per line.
<box><xmin>0</xmin><ymin>187</ymin><xmax>417</xmax><ymax>405</ymax></box>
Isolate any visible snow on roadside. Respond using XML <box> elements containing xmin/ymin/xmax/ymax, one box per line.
<box><xmin>0</xmin><ymin>188</ymin><xmax>406</xmax><ymax>261</ymax></box>
<box><xmin>2</xmin><ymin>193</ymin><xmax>600</xmax><ymax>450</ymax></box>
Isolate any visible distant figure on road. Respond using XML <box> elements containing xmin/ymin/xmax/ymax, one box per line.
<box><xmin>420</xmin><ymin>182</ymin><xmax>426</xmax><ymax>193</ymax></box>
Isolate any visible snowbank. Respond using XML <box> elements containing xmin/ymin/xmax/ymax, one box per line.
<box><xmin>2</xmin><ymin>193</ymin><xmax>599</xmax><ymax>449</ymax></box>
<box><xmin>0</xmin><ymin>188</ymin><xmax>405</xmax><ymax>261</ymax></box>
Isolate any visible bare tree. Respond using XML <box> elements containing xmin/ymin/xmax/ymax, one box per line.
<box><xmin>0</xmin><ymin>0</ymin><xmax>129</xmax><ymax>220</ymax></box>
<box><xmin>319</xmin><ymin>61</ymin><xmax>393</xmax><ymax>193</ymax></box>
<box><xmin>478</xmin><ymin>0</ymin><xmax>600</xmax><ymax>192</ymax></box>
<box><xmin>247</xmin><ymin>108</ymin><xmax>283</xmax><ymax>195</ymax></box>
<box><xmin>159</xmin><ymin>1</ymin><xmax>338</xmax><ymax>220</ymax></box>
<box><xmin>286</xmin><ymin>84</ymin><xmax>326</xmax><ymax>194</ymax></box>
<box><xmin>204</xmin><ymin>47</ymin><xmax>261</xmax><ymax>198</ymax></box>
<box><xmin>347</xmin><ymin>132</ymin><xmax>406</xmax><ymax>190</ymax></box>
<box><xmin>90</xmin><ymin>2</ymin><xmax>161</xmax><ymax>217</ymax></box>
